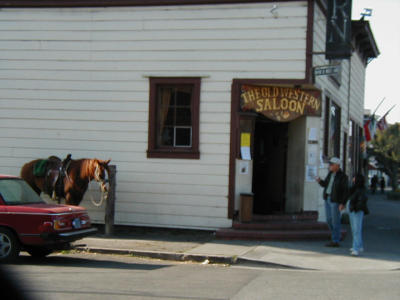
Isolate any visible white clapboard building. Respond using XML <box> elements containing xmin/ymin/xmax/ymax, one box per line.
<box><xmin>0</xmin><ymin>0</ymin><xmax>378</xmax><ymax>231</ymax></box>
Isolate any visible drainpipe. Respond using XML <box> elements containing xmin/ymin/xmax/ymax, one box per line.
<box><xmin>346</xmin><ymin>56</ymin><xmax>352</xmax><ymax>176</ymax></box>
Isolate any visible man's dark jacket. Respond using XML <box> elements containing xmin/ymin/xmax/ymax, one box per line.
<box><xmin>318</xmin><ymin>170</ymin><xmax>348</xmax><ymax>204</ymax></box>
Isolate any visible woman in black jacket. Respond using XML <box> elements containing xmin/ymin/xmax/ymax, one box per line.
<box><xmin>346</xmin><ymin>174</ymin><xmax>369</xmax><ymax>256</ymax></box>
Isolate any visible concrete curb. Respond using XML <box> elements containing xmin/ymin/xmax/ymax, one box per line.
<box><xmin>74</xmin><ymin>246</ymin><xmax>310</xmax><ymax>270</ymax></box>
<box><xmin>74</xmin><ymin>246</ymin><xmax>237</xmax><ymax>265</ymax></box>
<box><xmin>235</xmin><ymin>257</ymin><xmax>314</xmax><ymax>270</ymax></box>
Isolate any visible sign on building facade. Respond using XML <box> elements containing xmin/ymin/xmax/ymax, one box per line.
<box><xmin>240</xmin><ymin>86</ymin><xmax>321</xmax><ymax>122</ymax></box>
<box><xmin>326</xmin><ymin>0</ymin><xmax>352</xmax><ymax>59</ymax></box>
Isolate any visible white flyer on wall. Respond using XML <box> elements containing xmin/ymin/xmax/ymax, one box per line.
<box><xmin>240</xmin><ymin>147</ymin><xmax>251</xmax><ymax>161</ymax></box>
<box><xmin>308</xmin><ymin>127</ymin><xmax>318</xmax><ymax>142</ymax></box>
<box><xmin>308</xmin><ymin>144</ymin><xmax>318</xmax><ymax>165</ymax></box>
<box><xmin>320</xmin><ymin>152</ymin><xmax>325</xmax><ymax>168</ymax></box>
<box><xmin>306</xmin><ymin>165</ymin><xmax>318</xmax><ymax>182</ymax></box>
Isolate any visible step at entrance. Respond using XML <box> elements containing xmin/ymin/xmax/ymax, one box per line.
<box><xmin>216</xmin><ymin>228</ymin><xmax>333</xmax><ymax>241</ymax></box>
<box><xmin>232</xmin><ymin>221</ymin><xmax>329</xmax><ymax>231</ymax></box>
<box><xmin>216</xmin><ymin>212</ymin><xmax>346</xmax><ymax>241</ymax></box>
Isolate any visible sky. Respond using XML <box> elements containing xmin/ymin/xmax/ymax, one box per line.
<box><xmin>351</xmin><ymin>0</ymin><xmax>400</xmax><ymax>124</ymax></box>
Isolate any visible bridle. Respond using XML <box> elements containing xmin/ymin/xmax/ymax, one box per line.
<box><xmin>91</xmin><ymin>162</ymin><xmax>109</xmax><ymax>207</ymax></box>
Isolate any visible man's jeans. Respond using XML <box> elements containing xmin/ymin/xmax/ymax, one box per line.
<box><xmin>324</xmin><ymin>197</ymin><xmax>341</xmax><ymax>243</ymax></box>
<box><xmin>349</xmin><ymin>210</ymin><xmax>364</xmax><ymax>252</ymax></box>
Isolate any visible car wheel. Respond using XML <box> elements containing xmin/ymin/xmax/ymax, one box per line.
<box><xmin>26</xmin><ymin>247</ymin><xmax>53</xmax><ymax>258</ymax></box>
<box><xmin>0</xmin><ymin>228</ymin><xmax>20</xmax><ymax>262</ymax></box>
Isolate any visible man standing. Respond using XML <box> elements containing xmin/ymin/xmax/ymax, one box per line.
<box><xmin>316</xmin><ymin>157</ymin><xmax>348</xmax><ymax>247</ymax></box>
<box><xmin>380</xmin><ymin>177</ymin><xmax>385</xmax><ymax>194</ymax></box>
<box><xmin>371</xmin><ymin>175</ymin><xmax>378</xmax><ymax>194</ymax></box>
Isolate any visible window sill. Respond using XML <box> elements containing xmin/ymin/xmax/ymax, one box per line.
<box><xmin>147</xmin><ymin>149</ymin><xmax>200</xmax><ymax>159</ymax></box>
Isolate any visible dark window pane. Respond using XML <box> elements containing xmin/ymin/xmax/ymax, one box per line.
<box><xmin>155</xmin><ymin>83</ymin><xmax>194</xmax><ymax>149</ymax></box>
<box><xmin>328</xmin><ymin>102</ymin><xmax>341</xmax><ymax>158</ymax></box>
<box><xmin>160</xmin><ymin>126</ymin><xmax>174</xmax><ymax>146</ymax></box>
<box><xmin>176</xmin><ymin>89</ymin><xmax>192</xmax><ymax>106</ymax></box>
<box><xmin>176</xmin><ymin>107</ymin><xmax>191</xmax><ymax>126</ymax></box>
<box><xmin>175</xmin><ymin>127</ymin><xmax>191</xmax><ymax>147</ymax></box>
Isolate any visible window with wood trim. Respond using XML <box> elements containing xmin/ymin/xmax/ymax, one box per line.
<box><xmin>147</xmin><ymin>77</ymin><xmax>200</xmax><ymax>159</ymax></box>
<box><xmin>323</xmin><ymin>97</ymin><xmax>341</xmax><ymax>159</ymax></box>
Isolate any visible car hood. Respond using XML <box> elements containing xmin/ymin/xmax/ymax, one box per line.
<box><xmin>6</xmin><ymin>203</ymin><xmax>87</xmax><ymax>214</ymax></box>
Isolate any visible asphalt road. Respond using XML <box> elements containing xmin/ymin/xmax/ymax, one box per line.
<box><xmin>3</xmin><ymin>252</ymin><xmax>400</xmax><ymax>300</ymax></box>
<box><xmin>362</xmin><ymin>193</ymin><xmax>400</xmax><ymax>256</ymax></box>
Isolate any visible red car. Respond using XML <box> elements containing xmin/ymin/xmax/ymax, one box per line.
<box><xmin>0</xmin><ymin>175</ymin><xmax>97</xmax><ymax>261</ymax></box>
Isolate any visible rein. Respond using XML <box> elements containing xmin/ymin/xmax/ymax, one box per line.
<box><xmin>89</xmin><ymin>160</ymin><xmax>109</xmax><ymax>207</ymax></box>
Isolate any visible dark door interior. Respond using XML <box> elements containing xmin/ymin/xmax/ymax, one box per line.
<box><xmin>252</xmin><ymin>117</ymin><xmax>288</xmax><ymax>214</ymax></box>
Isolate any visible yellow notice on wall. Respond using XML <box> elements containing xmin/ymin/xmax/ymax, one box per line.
<box><xmin>241</xmin><ymin>133</ymin><xmax>251</xmax><ymax>147</ymax></box>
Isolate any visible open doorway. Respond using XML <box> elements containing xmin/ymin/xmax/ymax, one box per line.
<box><xmin>252</xmin><ymin>117</ymin><xmax>288</xmax><ymax>215</ymax></box>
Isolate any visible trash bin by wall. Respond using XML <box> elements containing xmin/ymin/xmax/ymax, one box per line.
<box><xmin>240</xmin><ymin>193</ymin><xmax>253</xmax><ymax>222</ymax></box>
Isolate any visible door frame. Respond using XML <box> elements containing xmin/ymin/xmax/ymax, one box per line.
<box><xmin>228</xmin><ymin>79</ymin><xmax>308</xmax><ymax>219</ymax></box>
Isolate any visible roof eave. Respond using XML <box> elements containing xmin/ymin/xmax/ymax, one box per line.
<box><xmin>352</xmin><ymin>20</ymin><xmax>380</xmax><ymax>60</ymax></box>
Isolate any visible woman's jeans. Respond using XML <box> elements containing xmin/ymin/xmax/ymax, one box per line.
<box><xmin>324</xmin><ymin>197</ymin><xmax>341</xmax><ymax>243</ymax></box>
<box><xmin>349</xmin><ymin>210</ymin><xmax>364</xmax><ymax>252</ymax></box>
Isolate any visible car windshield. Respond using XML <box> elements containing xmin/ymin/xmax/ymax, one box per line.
<box><xmin>0</xmin><ymin>179</ymin><xmax>45</xmax><ymax>205</ymax></box>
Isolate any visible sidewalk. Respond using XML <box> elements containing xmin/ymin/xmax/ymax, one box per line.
<box><xmin>73</xmin><ymin>193</ymin><xmax>400</xmax><ymax>271</ymax></box>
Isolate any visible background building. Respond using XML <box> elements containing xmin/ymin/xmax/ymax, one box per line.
<box><xmin>0</xmin><ymin>0</ymin><xmax>378</xmax><ymax>230</ymax></box>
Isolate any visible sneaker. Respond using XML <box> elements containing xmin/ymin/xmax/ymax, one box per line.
<box><xmin>325</xmin><ymin>241</ymin><xmax>340</xmax><ymax>247</ymax></box>
<box><xmin>351</xmin><ymin>250</ymin><xmax>360</xmax><ymax>256</ymax></box>
<box><xmin>350</xmin><ymin>248</ymin><xmax>364</xmax><ymax>252</ymax></box>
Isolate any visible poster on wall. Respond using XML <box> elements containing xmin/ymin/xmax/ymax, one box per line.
<box><xmin>240</xmin><ymin>133</ymin><xmax>251</xmax><ymax>160</ymax></box>
<box><xmin>308</xmin><ymin>128</ymin><xmax>318</xmax><ymax>142</ymax></box>
<box><xmin>306</xmin><ymin>165</ymin><xmax>318</xmax><ymax>182</ymax></box>
<box><xmin>308</xmin><ymin>144</ymin><xmax>318</xmax><ymax>165</ymax></box>
<box><xmin>320</xmin><ymin>152</ymin><xmax>326</xmax><ymax>168</ymax></box>
<box><xmin>240</xmin><ymin>147</ymin><xmax>251</xmax><ymax>161</ymax></box>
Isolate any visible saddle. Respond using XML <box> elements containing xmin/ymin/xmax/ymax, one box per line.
<box><xmin>38</xmin><ymin>154</ymin><xmax>72</xmax><ymax>200</ymax></box>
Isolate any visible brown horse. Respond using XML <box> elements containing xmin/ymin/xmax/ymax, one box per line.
<box><xmin>21</xmin><ymin>157</ymin><xmax>111</xmax><ymax>206</ymax></box>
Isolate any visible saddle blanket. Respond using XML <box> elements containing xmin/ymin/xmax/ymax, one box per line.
<box><xmin>33</xmin><ymin>160</ymin><xmax>48</xmax><ymax>177</ymax></box>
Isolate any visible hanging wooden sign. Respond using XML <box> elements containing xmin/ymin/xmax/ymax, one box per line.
<box><xmin>240</xmin><ymin>85</ymin><xmax>321</xmax><ymax>122</ymax></box>
<box><xmin>325</xmin><ymin>0</ymin><xmax>352</xmax><ymax>59</ymax></box>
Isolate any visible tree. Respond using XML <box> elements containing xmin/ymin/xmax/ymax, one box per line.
<box><xmin>369</xmin><ymin>123</ymin><xmax>400</xmax><ymax>191</ymax></box>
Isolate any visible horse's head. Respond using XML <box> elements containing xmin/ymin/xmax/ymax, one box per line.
<box><xmin>92</xmin><ymin>159</ymin><xmax>111</xmax><ymax>194</ymax></box>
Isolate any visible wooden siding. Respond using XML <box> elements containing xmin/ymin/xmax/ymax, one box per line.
<box><xmin>313</xmin><ymin>2</ymin><xmax>366</xmax><ymax>155</ymax></box>
<box><xmin>0</xmin><ymin>2</ymin><xmax>308</xmax><ymax>229</ymax></box>
<box><xmin>313</xmin><ymin>3</ymin><xmax>367</xmax><ymax>220</ymax></box>
<box><xmin>348</xmin><ymin>53</ymin><xmax>366</xmax><ymax>126</ymax></box>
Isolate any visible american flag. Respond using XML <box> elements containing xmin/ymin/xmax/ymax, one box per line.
<box><xmin>377</xmin><ymin>115</ymin><xmax>388</xmax><ymax>131</ymax></box>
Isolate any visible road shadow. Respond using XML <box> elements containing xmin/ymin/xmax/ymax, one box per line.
<box><xmin>92</xmin><ymin>224</ymin><xmax>215</xmax><ymax>244</ymax></box>
<box><xmin>210</xmin><ymin>193</ymin><xmax>400</xmax><ymax>265</ymax></box>
<box><xmin>4</xmin><ymin>254</ymin><xmax>170</xmax><ymax>271</ymax></box>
